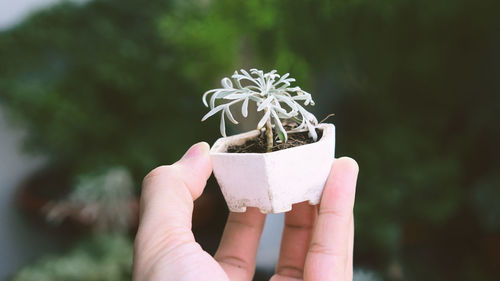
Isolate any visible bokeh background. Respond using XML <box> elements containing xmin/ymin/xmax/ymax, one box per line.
<box><xmin>1</xmin><ymin>0</ymin><xmax>499</xmax><ymax>280</ymax></box>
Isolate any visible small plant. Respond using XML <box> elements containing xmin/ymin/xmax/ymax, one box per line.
<box><xmin>202</xmin><ymin>69</ymin><xmax>319</xmax><ymax>152</ymax></box>
<box><xmin>203</xmin><ymin>69</ymin><xmax>335</xmax><ymax>213</ymax></box>
<box><xmin>44</xmin><ymin>167</ymin><xmax>135</xmax><ymax>232</ymax></box>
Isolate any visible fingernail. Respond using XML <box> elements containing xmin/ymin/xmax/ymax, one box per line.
<box><xmin>182</xmin><ymin>142</ymin><xmax>210</xmax><ymax>159</ymax></box>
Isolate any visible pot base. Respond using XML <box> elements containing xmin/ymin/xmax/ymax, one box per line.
<box><xmin>229</xmin><ymin>198</ymin><xmax>321</xmax><ymax>214</ymax></box>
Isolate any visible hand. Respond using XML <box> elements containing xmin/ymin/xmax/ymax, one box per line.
<box><xmin>133</xmin><ymin>142</ymin><xmax>358</xmax><ymax>281</ymax></box>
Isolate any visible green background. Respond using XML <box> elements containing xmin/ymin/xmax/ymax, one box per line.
<box><xmin>1</xmin><ymin>0</ymin><xmax>499</xmax><ymax>280</ymax></box>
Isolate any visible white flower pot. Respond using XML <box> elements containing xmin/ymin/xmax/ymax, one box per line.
<box><xmin>210</xmin><ymin>123</ymin><xmax>335</xmax><ymax>213</ymax></box>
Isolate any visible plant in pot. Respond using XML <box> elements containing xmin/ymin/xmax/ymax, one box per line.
<box><xmin>202</xmin><ymin>69</ymin><xmax>335</xmax><ymax>213</ymax></box>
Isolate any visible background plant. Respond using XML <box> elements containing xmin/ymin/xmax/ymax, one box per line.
<box><xmin>44</xmin><ymin>167</ymin><xmax>135</xmax><ymax>232</ymax></box>
<box><xmin>11</xmin><ymin>234</ymin><xmax>132</xmax><ymax>281</ymax></box>
<box><xmin>202</xmin><ymin>69</ymin><xmax>318</xmax><ymax>152</ymax></box>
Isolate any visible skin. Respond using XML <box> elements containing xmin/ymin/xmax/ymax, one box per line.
<box><xmin>133</xmin><ymin>142</ymin><xmax>358</xmax><ymax>281</ymax></box>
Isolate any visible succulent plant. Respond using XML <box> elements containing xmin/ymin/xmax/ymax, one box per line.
<box><xmin>202</xmin><ymin>69</ymin><xmax>318</xmax><ymax>152</ymax></box>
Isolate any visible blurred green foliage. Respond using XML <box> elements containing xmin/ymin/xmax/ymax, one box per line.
<box><xmin>1</xmin><ymin>0</ymin><xmax>499</xmax><ymax>280</ymax></box>
<box><xmin>11</xmin><ymin>234</ymin><xmax>132</xmax><ymax>281</ymax></box>
<box><xmin>0</xmin><ymin>0</ymin><xmax>236</xmax><ymax>181</ymax></box>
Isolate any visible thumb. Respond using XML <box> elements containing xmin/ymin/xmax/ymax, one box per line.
<box><xmin>138</xmin><ymin>142</ymin><xmax>212</xmax><ymax>231</ymax></box>
<box><xmin>134</xmin><ymin>143</ymin><xmax>214</xmax><ymax>281</ymax></box>
<box><xmin>175</xmin><ymin>141</ymin><xmax>213</xmax><ymax>199</ymax></box>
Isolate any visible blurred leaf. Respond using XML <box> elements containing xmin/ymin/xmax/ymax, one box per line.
<box><xmin>11</xmin><ymin>234</ymin><xmax>132</xmax><ymax>281</ymax></box>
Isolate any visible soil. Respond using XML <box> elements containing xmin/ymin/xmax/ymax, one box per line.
<box><xmin>227</xmin><ymin>128</ymin><xmax>323</xmax><ymax>153</ymax></box>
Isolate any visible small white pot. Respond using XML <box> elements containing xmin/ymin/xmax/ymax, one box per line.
<box><xmin>210</xmin><ymin>123</ymin><xmax>335</xmax><ymax>214</ymax></box>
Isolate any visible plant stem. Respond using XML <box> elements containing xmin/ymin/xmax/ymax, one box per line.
<box><xmin>265</xmin><ymin>118</ymin><xmax>273</xmax><ymax>152</ymax></box>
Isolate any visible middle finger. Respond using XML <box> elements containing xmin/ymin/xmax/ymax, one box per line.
<box><xmin>274</xmin><ymin>201</ymin><xmax>317</xmax><ymax>279</ymax></box>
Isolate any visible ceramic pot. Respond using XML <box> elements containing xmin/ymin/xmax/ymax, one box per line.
<box><xmin>210</xmin><ymin>123</ymin><xmax>335</xmax><ymax>213</ymax></box>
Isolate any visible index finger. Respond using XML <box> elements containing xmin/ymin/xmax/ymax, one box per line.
<box><xmin>215</xmin><ymin>208</ymin><xmax>266</xmax><ymax>281</ymax></box>
<box><xmin>304</xmin><ymin>157</ymin><xmax>358</xmax><ymax>281</ymax></box>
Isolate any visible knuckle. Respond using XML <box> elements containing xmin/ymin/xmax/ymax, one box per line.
<box><xmin>276</xmin><ymin>265</ymin><xmax>304</xmax><ymax>279</ymax></box>
<box><xmin>215</xmin><ymin>254</ymin><xmax>252</xmax><ymax>271</ymax></box>
<box><xmin>142</xmin><ymin>165</ymin><xmax>176</xmax><ymax>187</ymax></box>
<box><xmin>141</xmin><ymin>165</ymin><xmax>182</xmax><ymax>199</ymax></box>
<box><xmin>309</xmin><ymin>241</ymin><xmax>332</xmax><ymax>255</ymax></box>
<box><xmin>309</xmin><ymin>241</ymin><xmax>347</xmax><ymax>264</ymax></box>
<box><xmin>284</xmin><ymin>221</ymin><xmax>314</xmax><ymax>231</ymax></box>
<box><xmin>319</xmin><ymin>208</ymin><xmax>351</xmax><ymax>224</ymax></box>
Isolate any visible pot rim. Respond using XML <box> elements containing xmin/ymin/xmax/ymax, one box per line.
<box><xmin>210</xmin><ymin>123</ymin><xmax>335</xmax><ymax>156</ymax></box>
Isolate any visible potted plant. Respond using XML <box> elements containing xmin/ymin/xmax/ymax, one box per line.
<box><xmin>202</xmin><ymin>69</ymin><xmax>335</xmax><ymax>213</ymax></box>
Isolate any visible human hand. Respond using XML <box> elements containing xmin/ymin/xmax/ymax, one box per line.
<box><xmin>133</xmin><ymin>142</ymin><xmax>358</xmax><ymax>281</ymax></box>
